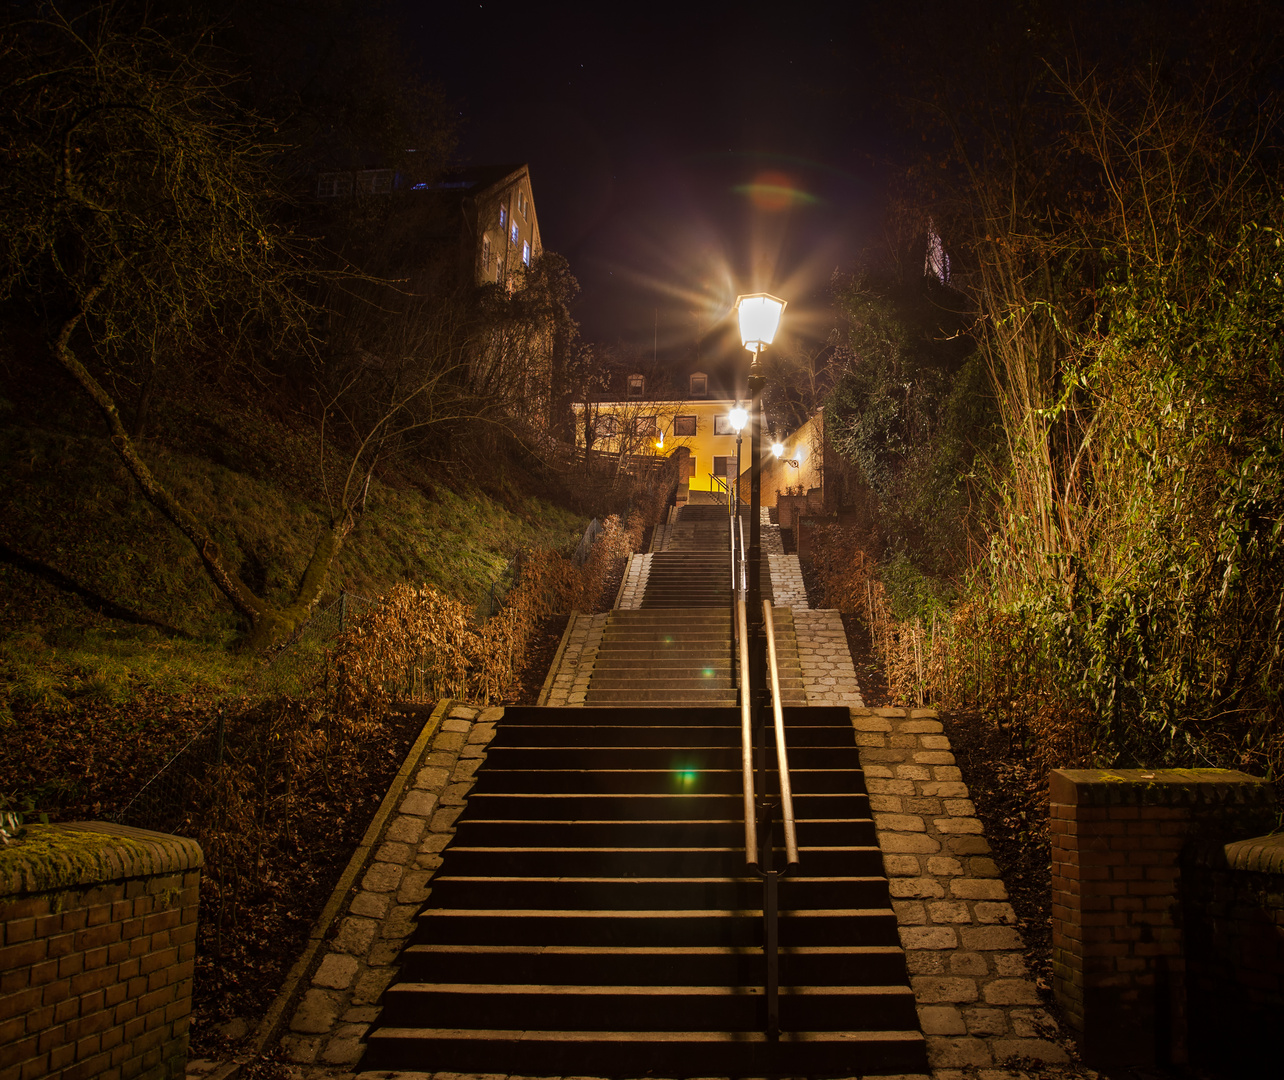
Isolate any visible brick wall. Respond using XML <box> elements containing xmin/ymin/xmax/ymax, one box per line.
<box><xmin>0</xmin><ymin>821</ymin><xmax>203</xmax><ymax>1080</ymax></box>
<box><xmin>1184</xmin><ymin>832</ymin><xmax>1284</xmax><ymax>1070</ymax></box>
<box><xmin>1049</xmin><ymin>768</ymin><xmax>1274</xmax><ymax>1068</ymax></box>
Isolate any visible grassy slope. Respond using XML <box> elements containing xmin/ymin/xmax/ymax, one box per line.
<box><xmin>0</xmin><ymin>385</ymin><xmax>586</xmax><ymax>729</ymax></box>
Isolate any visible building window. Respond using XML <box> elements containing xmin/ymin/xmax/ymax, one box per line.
<box><xmin>510</xmin><ymin>221</ymin><xmax>519</xmax><ymax>245</ymax></box>
<box><xmin>627</xmin><ymin>374</ymin><xmax>644</xmax><ymax>399</ymax></box>
<box><xmin>316</xmin><ymin>172</ymin><xmax>353</xmax><ymax>198</ymax></box>
<box><xmin>714</xmin><ymin>415</ymin><xmax>736</xmax><ymax>435</ymax></box>
<box><xmin>632</xmin><ymin>415</ymin><xmax>658</xmax><ymax>438</ymax></box>
<box><xmin>594</xmin><ymin>415</ymin><xmax>619</xmax><ymax>438</ymax></box>
<box><xmin>673</xmin><ymin>415</ymin><xmax>696</xmax><ymax>437</ymax></box>
<box><xmin>357</xmin><ymin>169</ymin><xmax>394</xmax><ymax>194</ymax></box>
<box><xmin>689</xmin><ymin>373</ymin><xmax>708</xmax><ymax>398</ymax></box>
<box><xmin>522</xmin><ymin>240</ymin><xmax>531</xmax><ymax>266</ymax></box>
<box><xmin>499</xmin><ymin>205</ymin><xmax>507</xmax><ymax>229</ymax></box>
<box><xmin>713</xmin><ymin>455</ymin><xmax>731</xmax><ymax>478</ymax></box>
<box><xmin>482</xmin><ymin>234</ymin><xmax>492</xmax><ymax>271</ymax></box>
<box><xmin>517</xmin><ymin>190</ymin><xmax>527</xmax><ymax>217</ymax></box>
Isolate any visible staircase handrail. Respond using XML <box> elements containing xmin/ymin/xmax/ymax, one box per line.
<box><xmin>763</xmin><ymin>602</ymin><xmax>800</xmax><ymax>868</ymax></box>
<box><xmin>737</xmin><ymin>596</ymin><xmax>758</xmax><ymax>869</ymax></box>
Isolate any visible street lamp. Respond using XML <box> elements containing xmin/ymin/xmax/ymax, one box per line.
<box><xmin>734</xmin><ymin>290</ymin><xmax>786</xmax><ymax>1035</ymax></box>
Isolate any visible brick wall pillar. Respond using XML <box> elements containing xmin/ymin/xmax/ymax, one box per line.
<box><xmin>1049</xmin><ymin>768</ymin><xmax>1274</xmax><ymax>1068</ymax></box>
<box><xmin>0</xmin><ymin>821</ymin><xmax>203</xmax><ymax>1080</ymax></box>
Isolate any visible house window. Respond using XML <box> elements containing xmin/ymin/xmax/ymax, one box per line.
<box><xmin>316</xmin><ymin>172</ymin><xmax>353</xmax><ymax>198</ymax></box>
<box><xmin>511</xmin><ymin>221</ymin><xmax>519</xmax><ymax>245</ymax></box>
<box><xmin>714</xmin><ymin>415</ymin><xmax>736</xmax><ymax>435</ymax></box>
<box><xmin>627</xmin><ymin>374</ymin><xmax>644</xmax><ymax>399</ymax></box>
<box><xmin>713</xmin><ymin>455</ymin><xmax>731</xmax><ymax>479</ymax></box>
<box><xmin>594</xmin><ymin>415</ymin><xmax>619</xmax><ymax>438</ymax></box>
<box><xmin>689</xmin><ymin>373</ymin><xmax>708</xmax><ymax>398</ymax></box>
<box><xmin>499</xmin><ymin>205</ymin><xmax>507</xmax><ymax>229</ymax></box>
<box><xmin>518</xmin><ymin>190</ymin><xmax>527</xmax><ymax>217</ymax></box>
<box><xmin>522</xmin><ymin>240</ymin><xmax>531</xmax><ymax>266</ymax></box>
<box><xmin>632</xmin><ymin>415</ymin><xmax>658</xmax><ymax>438</ymax></box>
<box><xmin>482</xmin><ymin>234</ymin><xmax>492</xmax><ymax>271</ymax></box>
<box><xmin>673</xmin><ymin>415</ymin><xmax>696</xmax><ymax>437</ymax></box>
<box><xmin>357</xmin><ymin>169</ymin><xmax>394</xmax><ymax>194</ymax></box>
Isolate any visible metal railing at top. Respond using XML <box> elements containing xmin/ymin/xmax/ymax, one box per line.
<box><xmin>730</xmin><ymin>506</ymin><xmax>800</xmax><ymax>1037</ymax></box>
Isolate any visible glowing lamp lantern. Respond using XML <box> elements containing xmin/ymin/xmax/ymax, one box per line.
<box><xmin>735</xmin><ymin>292</ymin><xmax>787</xmax><ymax>353</ymax></box>
<box><xmin>772</xmin><ymin>442</ymin><xmax>784</xmax><ymax>458</ymax></box>
<box><xmin>729</xmin><ymin>405</ymin><xmax>748</xmax><ymax>433</ymax></box>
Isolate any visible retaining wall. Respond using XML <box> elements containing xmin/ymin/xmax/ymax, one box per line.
<box><xmin>0</xmin><ymin>822</ymin><xmax>202</xmax><ymax>1080</ymax></box>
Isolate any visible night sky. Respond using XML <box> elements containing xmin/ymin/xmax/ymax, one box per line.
<box><xmin>400</xmin><ymin>2</ymin><xmax>895</xmax><ymax>376</ymax></box>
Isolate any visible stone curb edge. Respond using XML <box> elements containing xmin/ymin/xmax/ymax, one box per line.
<box><xmin>210</xmin><ymin>698</ymin><xmax>453</xmax><ymax>1080</ymax></box>
<box><xmin>537</xmin><ymin>612</ymin><xmax>580</xmax><ymax>707</ymax></box>
<box><xmin>611</xmin><ymin>553</ymin><xmax>634</xmax><ymax>610</ymax></box>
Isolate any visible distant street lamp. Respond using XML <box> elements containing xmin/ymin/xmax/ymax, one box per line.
<box><xmin>728</xmin><ymin>403</ymin><xmax>747</xmax><ymax>515</ymax></box>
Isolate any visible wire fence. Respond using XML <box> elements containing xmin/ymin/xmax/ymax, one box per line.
<box><xmin>114</xmin><ymin>517</ymin><xmax>615</xmax><ymax>835</ymax></box>
<box><xmin>115</xmin><ymin>710</ymin><xmax>225</xmax><ymax>835</ymax></box>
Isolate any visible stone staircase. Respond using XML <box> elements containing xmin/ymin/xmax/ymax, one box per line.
<box><xmin>362</xmin><ymin>704</ymin><xmax>927</xmax><ymax>1077</ymax></box>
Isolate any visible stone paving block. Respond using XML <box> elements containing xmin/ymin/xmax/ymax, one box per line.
<box><xmin>1008</xmin><ymin>1006</ymin><xmax>1057</xmax><ymax>1038</ymax></box>
<box><xmin>880</xmin><ymin>832</ymin><xmax>940</xmax><ymax>854</ymax></box>
<box><xmin>349</xmin><ymin>890</ymin><xmax>391</xmax><ymax>920</ymax></box>
<box><xmin>430</xmin><ymin>806</ymin><xmax>464</xmax><ymax>831</ymax></box>
<box><xmin>851</xmin><ymin>715</ymin><xmax>893</xmax><ymax>732</ymax></box>
<box><xmin>415</xmin><ymin>766</ymin><xmax>452</xmax><ymax>790</ymax></box>
<box><xmin>961</xmin><ymin>925</ymin><xmax>1024</xmax><ymax>951</ymax></box>
<box><xmin>459</xmin><ymin>744</ymin><xmax>486</xmax><ymax>759</ymax></box>
<box><xmin>397</xmin><ymin>870</ymin><xmax>434</xmax><ymax>905</ymax></box>
<box><xmin>867</xmin><ymin>778</ymin><xmax>917</xmax><ymax>796</ymax></box>
<box><xmin>912</xmin><ymin>976</ymin><xmax>980</xmax><ymax>1003</ymax></box>
<box><xmin>900</xmin><ymin>926</ymin><xmax>958</xmax><ymax>950</ymax></box>
<box><xmin>451</xmin><ymin>758</ymin><xmax>482</xmax><ymax>782</ymax></box>
<box><xmin>441</xmin><ymin>717</ymin><xmax>471</xmax><ymax>733</ymax></box>
<box><xmin>925</xmin><ymin>1035</ymin><xmax>993</xmax><ymax>1067</ymax></box>
<box><xmin>385</xmin><ymin>814</ymin><xmax>428</xmax><ymax>844</ymax></box>
<box><xmin>420</xmin><ymin>832</ymin><xmax>451</xmax><ymax>853</ymax></box>
<box><xmin>888</xmin><ymin>876</ymin><xmax>946</xmax><ymax>899</ymax></box>
<box><xmin>926</xmin><ymin>856</ymin><xmax>965</xmax><ymax>876</ymax></box>
<box><xmin>320</xmin><ymin>1035</ymin><xmax>365</xmax><ymax>1065</ymax></box>
<box><xmin>365</xmin><ymin>942</ymin><xmax>403</xmax><ymax>968</ymax></box>
<box><xmin>332</xmin><ymin>916</ymin><xmax>379</xmax><ymax>956</ymax></box>
<box><xmin>416</xmin><ymin>852</ymin><xmax>444</xmax><ymax>872</ymax></box>
<box><xmin>439</xmin><ymin>782</ymin><xmax>473</xmax><ymax>806</ymax></box>
<box><xmin>376</xmin><ymin>840</ymin><xmax>413</xmax><ymax>864</ymax></box>
<box><xmin>869</xmin><ymin>794</ymin><xmax>905</xmax><ymax>813</ymax></box>
<box><xmin>933</xmin><ymin>765</ymin><xmax>964</xmax><ymax>781</ymax></box>
<box><xmin>894</xmin><ymin>764</ymin><xmax>932</xmax><ymax>780</ymax></box>
<box><xmin>892</xmin><ymin>900</ymin><xmax>927</xmax><ymax>924</ymax></box>
<box><xmin>982</xmin><ymin>978</ymin><xmax>1041</xmax><ymax>1005</ymax></box>
<box><xmin>400</xmin><ymin>790</ymin><xmax>439</xmax><ymax>818</ymax></box>
<box><xmin>432</xmin><ymin>731</ymin><xmax>466</xmax><ymax>752</ymax></box>
<box><xmin>935</xmin><ymin>816</ymin><xmax>984</xmax><ymax>834</ymax></box>
<box><xmin>967</xmin><ymin>856</ymin><xmax>1002</xmax><ymax>877</ymax></box>
<box><xmin>863</xmin><ymin>764</ymin><xmax>895</xmax><ymax>778</ymax></box>
<box><xmin>991</xmin><ymin>1038</ymin><xmax>1069</xmax><ymax>1063</ymax></box>
<box><xmin>343</xmin><ymin>1006</ymin><xmax>379</xmax><ymax>1023</ymax></box>
<box><xmin>281</xmin><ymin>1033</ymin><xmax>322</xmax><ymax>1062</ymax></box>
<box><xmin>950</xmin><ymin>878</ymin><xmax>1008</xmax><ymax>901</ymax></box>
<box><xmin>948</xmin><ymin>951</ymin><xmax>988</xmax><ymax>976</ymax></box>
<box><xmin>975</xmin><ymin>902</ymin><xmax>1018</xmax><ymax>924</ymax></box>
<box><xmin>362</xmin><ymin>862</ymin><xmax>404</xmax><ymax>894</ymax></box>
<box><xmin>291</xmin><ymin>988</ymin><xmax>342</xmax><ymax>1033</ymax></box>
<box><xmin>883</xmin><ymin>854</ymin><xmax>924</xmax><ymax>876</ymax></box>
<box><xmin>947</xmin><ymin>835</ymin><xmax>992</xmax><ymax>856</ymax></box>
<box><xmin>423</xmin><ymin>751</ymin><xmax>457</xmax><ymax>770</ymax></box>
<box><xmin>921</xmin><ymin>781</ymin><xmax>970</xmax><ymax>798</ymax></box>
<box><xmin>477</xmin><ymin>706</ymin><xmax>503</xmax><ymax>724</ymax></box>
<box><xmin>918</xmin><ymin>1004</ymin><xmax>967</xmax><ymax>1035</ymax></box>
<box><xmin>926</xmin><ymin>900</ymin><xmax>972</xmax><ymax>923</ymax></box>
<box><xmin>352</xmin><ymin>966</ymin><xmax>397</xmax><ymax>1005</ymax></box>
<box><xmin>906</xmin><ymin>950</ymin><xmax>948</xmax><ymax>974</ymax></box>
<box><xmin>943</xmin><ymin>798</ymin><xmax>978</xmax><ymax>816</ymax></box>
<box><xmin>961</xmin><ymin>1006</ymin><xmax>1009</xmax><ymax>1036</ymax></box>
<box><xmin>875</xmin><ymin>812</ymin><xmax>928</xmax><ymax>833</ymax></box>
<box><xmin>993</xmin><ymin>953</ymin><xmax>1028</xmax><ymax>977</ymax></box>
<box><xmin>468</xmin><ymin>723</ymin><xmax>496</xmax><ymax>743</ymax></box>
<box><xmin>382</xmin><ymin>903</ymin><xmax>421</xmax><ymax>939</ymax></box>
<box><xmin>312</xmin><ymin>953</ymin><xmax>359</xmax><ymax>990</ymax></box>
<box><xmin>448</xmin><ymin>705</ymin><xmax>478</xmax><ymax>719</ymax></box>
